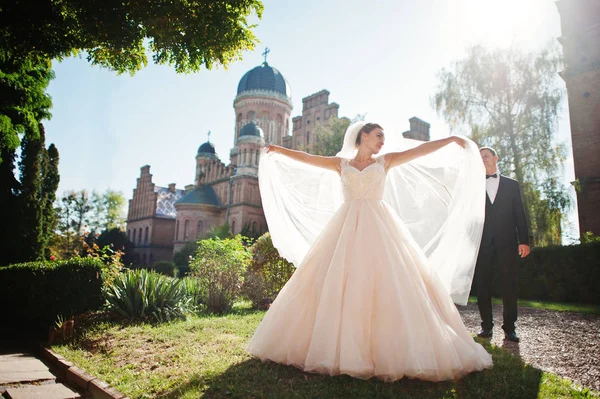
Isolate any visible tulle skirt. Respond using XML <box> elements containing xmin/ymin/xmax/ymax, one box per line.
<box><xmin>247</xmin><ymin>199</ymin><xmax>492</xmax><ymax>382</ymax></box>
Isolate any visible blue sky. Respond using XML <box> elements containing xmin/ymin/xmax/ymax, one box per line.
<box><xmin>42</xmin><ymin>0</ymin><xmax>578</xmax><ymax>240</ymax></box>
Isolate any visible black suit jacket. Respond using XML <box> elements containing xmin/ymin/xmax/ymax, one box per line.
<box><xmin>480</xmin><ymin>175</ymin><xmax>529</xmax><ymax>249</ymax></box>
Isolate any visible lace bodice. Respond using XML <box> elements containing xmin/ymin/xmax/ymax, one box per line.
<box><xmin>341</xmin><ymin>157</ymin><xmax>386</xmax><ymax>201</ymax></box>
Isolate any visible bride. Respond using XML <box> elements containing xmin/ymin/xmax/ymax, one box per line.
<box><xmin>246</xmin><ymin>121</ymin><xmax>493</xmax><ymax>382</ymax></box>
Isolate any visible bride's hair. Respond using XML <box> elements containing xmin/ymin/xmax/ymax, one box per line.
<box><xmin>355</xmin><ymin>123</ymin><xmax>383</xmax><ymax>146</ymax></box>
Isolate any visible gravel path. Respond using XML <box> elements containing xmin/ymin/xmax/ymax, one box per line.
<box><xmin>458</xmin><ymin>303</ymin><xmax>600</xmax><ymax>392</ymax></box>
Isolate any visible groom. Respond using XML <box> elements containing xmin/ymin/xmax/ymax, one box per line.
<box><xmin>475</xmin><ymin>147</ymin><xmax>530</xmax><ymax>342</ymax></box>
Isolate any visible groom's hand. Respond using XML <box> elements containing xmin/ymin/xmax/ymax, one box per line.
<box><xmin>518</xmin><ymin>244</ymin><xmax>530</xmax><ymax>258</ymax></box>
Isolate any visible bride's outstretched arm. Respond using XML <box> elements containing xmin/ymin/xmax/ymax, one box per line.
<box><xmin>384</xmin><ymin>136</ymin><xmax>468</xmax><ymax>170</ymax></box>
<box><xmin>264</xmin><ymin>145</ymin><xmax>341</xmax><ymax>172</ymax></box>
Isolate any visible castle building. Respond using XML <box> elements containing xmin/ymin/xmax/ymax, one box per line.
<box><xmin>126</xmin><ymin>58</ymin><xmax>340</xmax><ymax>264</ymax></box>
<box><xmin>556</xmin><ymin>0</ymin><xmax>600</xmax><ymax>236</ymax></box>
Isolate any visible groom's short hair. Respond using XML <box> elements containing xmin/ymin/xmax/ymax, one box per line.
<box><xmin>479</xmin><ymin>147</ymin><xmax>497</xmax><ymax>157</ymax></box>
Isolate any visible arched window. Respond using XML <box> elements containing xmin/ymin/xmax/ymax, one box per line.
<box><xmin>132</xmin><ymin>229</ymin><xmax>137</xmax><ymax>244</ymax></box>
<box><xmin>138</xmin><ymin>228</ymin><xmax>142</xmax><ymax>245</ymax></box>
<box><xmin>127</xmin><ymin>229</ymin><xmax>131</xmax><ymax>240</ymax></box>
<box><xmin>231</xmin><ymin>220</ymin><xmax>236</xmax><ymax>235</ymax></box>
<box><xmin>196</xmin><ymin>220</ymin><xmax>204</xmax><ymax>239</ymax></box>
<box><xmin>184</xmin><ymin>220</ymin><xmax>190</xmax><ymax>240</ymax></box>
<box><xmin>144</xmin><ymin>226</ymin><xmax>149</xmax><ymax>244</ymax></box>
<box><xmin>175</xmin><ymin>220</ymin><xmax>179</xmax><ymax>240</ymax></box>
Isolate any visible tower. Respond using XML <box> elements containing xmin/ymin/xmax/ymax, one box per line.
<box><xmin>556</xmin><ymin>0</ymin><xmax>600</xmax><ymax>236</ymax></box>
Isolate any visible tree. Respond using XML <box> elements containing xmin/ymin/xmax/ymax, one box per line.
<box><xmin>89</xmin><ymin>189</ymin><xmax>126</xmax><ymax>232</ymax></box>
<box><xmin>18</xmin><ymin>126</ymin><xmax>44</xmax><ymax>261</ymax></box>
<box><xmin>432</xmin><ymin>43</ymin><xmax>569</xmax><ymax>246</ymax></box>
<box><xmin>313</xmin><ymin>117</ymin><xmax>351</xmax><ymax>156</ymax></box>
<box><xmin>40</xmin><ymin>142</ymin><xmax>60</xmax><ymax>259</ymax></box>
<box><xmin>54</xmin><ymin>190</ymin><xmax>92</xmax><ymax>257</ymax></box>
<box><xmin>0</xmin><ymin>0</ymin><xmax>263</xmax><ymax>74</ymax></box>
<box><xmin>96</xmin><ymin>228</ymin><xmax>135</xmax><ymax>266</ymax></box>
<box><xmin>0</xmin><ymin>50</ymin><xmax>54</xmax><ymax>157</ymax></box>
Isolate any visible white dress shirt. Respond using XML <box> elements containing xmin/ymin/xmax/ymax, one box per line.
<box><xmin>486</xmin><ymin>170</ymin><xmax>500</xmax><ymax>204</ymax></box>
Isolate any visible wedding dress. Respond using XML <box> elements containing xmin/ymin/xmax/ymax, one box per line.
<box><xmin>247</xmin><ymin>147</ymin><xmax>493</xmax><ymax>381</ymax></box>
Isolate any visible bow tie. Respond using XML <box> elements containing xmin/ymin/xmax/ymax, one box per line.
<box><xmin>486</xmin><ymin>173</ymin><xmax>498</xmax><ymax>179</ymax></box>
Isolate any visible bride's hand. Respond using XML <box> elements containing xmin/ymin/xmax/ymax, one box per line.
<box><xmin>451</xmin><ymin>136</ymin><xmax>468</xmax><ymax>149</ymax></box>
<box><xmin>265</xmin><ymin>145</ymin><xmax>279</xmax><ymax>153</ymax></box>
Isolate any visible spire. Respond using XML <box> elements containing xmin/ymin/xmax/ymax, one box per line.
<box><xmin>262</xmin><ymin>47</ymin><xmax>270</xmax><ymax>65</ymax></box>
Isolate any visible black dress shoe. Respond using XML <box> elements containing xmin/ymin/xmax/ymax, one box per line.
<box><xmin>504</xmin><ymin>331</ymin><xmax>520</xmax><ymax>342</ymax></box>
<box><xmin>477</xmin><ymin>329</ymin><xmax>493</xmax><ymax>338</ymax></box>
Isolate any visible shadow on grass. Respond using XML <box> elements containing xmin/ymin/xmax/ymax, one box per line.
<box><xmin>161</xmin><ymin>342</ymin><xmax>542</xmax><ymax>399</ymax></box>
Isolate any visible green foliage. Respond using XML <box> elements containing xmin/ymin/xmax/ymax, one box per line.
<box><xmin>432</xmin><ymin>43</ymin><xmax>570</xmax><ymax>246</ymax></box>
<box><xmin>580</xmin><ymin>231</ymin><xmax>600</xmax><ymax>244</ymax></box>
<box><xmin>0</xmin><ymin>258</ymin><xmax>104</xmax><ymax>339</ymax></box>
<box><xmin>207</xmin><ymin>222</ymin><xmax>233</xmax><ymax>239</ymax></box>
<box><xmin>180</xmin><ymin>277</ymin><xmax>208</xmax><ymax>313</ymax></box>
<box><xmin>0</xmin><ymin>124</ymin><xmax>60</xmax><ymax>265</ymax></box>
<box><xmin>41</xmin><ymin>142</ymin><xmax>60</xmax><ymax>259</ymax></box>
<box><xmin>1</xmin><ymin>0</ymin><xmax>264</xmax><ymax>75</ymax></box>
<box><xmin>189</xmin><ymin>236</ymin><xmax>251</xmax><ymax>314</ymax></box>
<box><xmin>94</xmin><ymin>228</ymin><xmax>135</xmax><ymax>266</ymax></box>
<box><xmin>53</xmin><ymin>190</ymin><xmax>92</xmax><ymax>258</ymax></box>
<box><xmin>151</xmin><ymin>260</ymin><xmax>179</xmax><ymax>277</ymax></box>
<box><xmin>242</xmin><ymin>232</ymin><xmax>295</xmax><ymax>309</ymax></box>
<box><xmin>173</xmin><ymin>240</ymin><xmax>199</xmax><ymax>275</ymax></box>
<box><xmin>105</xmin><ymin>269</ymin><xmax>191</xmax><ymax>322</ymax></box>
<box><xmin>0</xmin><ymin>50</ymin><xmax>53</xmax><ymax>156</ymax></box>
<box><xmin>471</xmin><ymin>242</ymin><xmax>600</xmax><ymax>304</ymax></box>
<box><xmin>89</xmin><ymin>189</ymin><xmax>126</xmax><ymax>232</ymax></box>
<box><xmin>313</xmin><ymin>116</ymin><xmax>351</xmax><ymax>156</ymax></box>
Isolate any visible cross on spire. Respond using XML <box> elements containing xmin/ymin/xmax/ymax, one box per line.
<box><xmin>207</xmin><ymin>130</ymin><xmax>211</xmax><ymax>142</ymax></box>
<box><xmin>262</xmin><ymin>47</ymin><xmax>270</xmax><ymax>64</ymax></box>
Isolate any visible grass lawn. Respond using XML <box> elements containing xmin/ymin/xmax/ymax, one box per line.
<box><xmin>467</xmin><ymin>296</ymin><xmax>600</xmax><ymax>315</ymax></box>
<box><xmin>50</xmin><ymin>304</ymin><xmax>598</xmax><ymax>399</ymax></box>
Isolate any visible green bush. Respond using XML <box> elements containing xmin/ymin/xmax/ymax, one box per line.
<box><xmin>471</xmin><ymin>241</ymin><xmax>600</xmax><ymax>304</ymax></box>
<box><xmin>105</xmin><ymin>269</ymin><xmax>191</xmax><ymax>322</ymax></box>
<box><xmin>242</xmin><ymin>232</ymin><xmax>296</xmax><ymax>309</ymax></box>
<box><xmin>180</xmin><ymin>277</ymin><xmax>207</xmax><ymax>313</ymax></box>
<box><xmin>189</xmin><ymin>236</ymin><xmax>251</xmax><ymax>314</ymax></box>
<box><xmin>0</xmin><ymin>258</ymin><xmax>104</xmax><ymax>340</ymax></box>
<box><xmin>151</xmin><ymin>260</ymin><xmax>178</xmax><ymax>277</ymax></box>
<box><xmin>173</xmin><ymin>241</ymin><xmax>198</xmax><ymax>276</ymax></box>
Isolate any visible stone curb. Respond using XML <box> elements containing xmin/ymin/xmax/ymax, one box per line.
<box><xmin>37</xmin><ymin>345</ymin><xmax>129</xmax><ymax>399</ymax></box>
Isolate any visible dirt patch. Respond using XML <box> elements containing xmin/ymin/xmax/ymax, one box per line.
<box><xmin>459</xmin><ymin>303</ymin><xmax>600</xmax><ymax>392</ymax></box>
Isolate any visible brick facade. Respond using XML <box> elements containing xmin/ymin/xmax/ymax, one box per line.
<box><xmin>557</xmin><ymin>0</ymin><xmax>600</xmax><ymax>236</ymax></box>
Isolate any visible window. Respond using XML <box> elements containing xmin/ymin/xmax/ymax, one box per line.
<box><xmin>175</xmin><ymin>220</ymin><xmax>179</xmax><ymax>240</ymax></box>
<box><xmin>307</xmin><ymin>120</ymin><xmax>310</xmax><ymax>125</ymax></box>
<box><xmin>184</xmin><ymin>220</ymin><xmax>190</xmax><ymax>240</ymax></box>
<box><xmin>306</xmin><ymin>132</ymin><xmax>310</xmax><ymax>144</ymax></box>
<box><xmin>138</xmin><ymin>228</ymin><xmax>142</xmax><ymax>245</ymax></box>
<box><xmin>132</xmin><ymin>229</ymin><xmax>137</xmax><ymax>244</ymax></box>
<box><xmin>196</xmin><ymin>220</ymin><xmax>204</xmax><ymax>239</ymax></box>
<box><xmin>252</xmin><ymin>221</ymin><xmax>257</xmax><ymax>234</ymax></box>
<box><xmin>144</xmin><ymin>226</ymin><xmax>149</xmax><ymax>244</ymax></box>
<box><xmin>231</xmin><ymin>220</ymin><xmax>236</xmax><ymax>235</ymax></box>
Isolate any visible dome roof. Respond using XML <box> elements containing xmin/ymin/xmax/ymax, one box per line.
<box><xmin>197</xmin><ymin>141</ymin><xmax>215</xmax><ymax>155</ymax></box>
<box><xmin>175</xmin><ymin>185</ymin><xmax>221</xmax><ymax>207</ymax></box>
<box><xmin>239</xmin><ymin>122</ymin><xmax>263</xmax><ymax>137</ymax></box>
<box><xmin>237</xmin><ymin>62</ymin><xmax>290</xmax><ymax>97</ymax></box>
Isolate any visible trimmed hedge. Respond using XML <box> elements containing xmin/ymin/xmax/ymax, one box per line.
<box><xmin>0</xmin><ymin>258</ymin><xmax>105</xmax><ymax>340</ymax></box>
<box><xmin>471</xmin><ymin>242</ymin><xmax>600</xmax><ymax>304</ymax></box>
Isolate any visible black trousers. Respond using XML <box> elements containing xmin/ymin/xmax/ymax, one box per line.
<box><xmin>474</xmin><ymin>241</ymin><xmax>518</xmax><ymax>333</ymax></box>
